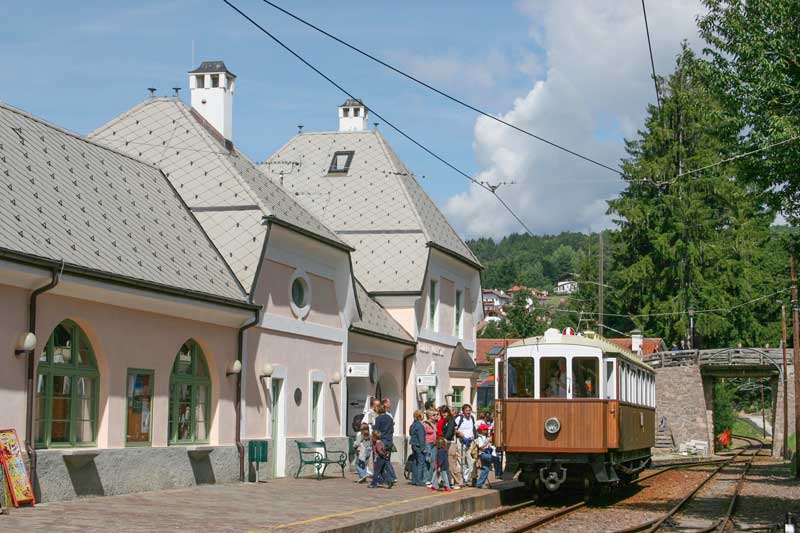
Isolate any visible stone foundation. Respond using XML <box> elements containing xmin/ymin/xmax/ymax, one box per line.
<box><xmin>32</xmin><ymin>445</ymin><xmax>239</xmax><ymax>503</ymax></box>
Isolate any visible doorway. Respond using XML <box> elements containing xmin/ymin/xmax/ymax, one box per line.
<box><xmin>270</xmin><ymin>377</ymin><xmax>286</xmax><ymax>477</ymax></box>
<box><xmin>311</xmin><ymin>381</ymin><xmax>322</xmax><ymax>440</ymax></box>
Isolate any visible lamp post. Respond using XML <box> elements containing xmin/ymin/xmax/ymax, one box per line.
<box><xmin>687</xmin><ymin>306</ymin><xmax>696</xmax><ymax>349</ymax></box>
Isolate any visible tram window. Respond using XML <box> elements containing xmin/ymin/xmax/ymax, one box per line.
<box><xmin>605</xmin><ymin>361</ymin><xmax>616</xmax><ymax>400</ymax></box>
<box><xmin>540</xmin><ymin>357</ymin><xmax>567</xmax><ymax>398</ymax></box>
<box><xmin>572</xmin><ymin>357</ymin><xmax>599</xmax><ymax>398</ymax></box>
<box><xmin>507</xmin><ymin>358</ymin><xmax>535</xmax><ymax>398</ymax></box>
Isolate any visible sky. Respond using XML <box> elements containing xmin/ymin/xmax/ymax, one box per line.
<box><xmin>0</xmin><ymin>0</ymin><xmax>704</xmax><ymax>239</ymax></box>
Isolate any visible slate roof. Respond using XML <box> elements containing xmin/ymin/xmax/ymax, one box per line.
<box><xmin>259</xmin><ymin>130</ymin><xmax>480</xmax><ymax>293</ymax></box>
<box><xmin>0</xmin><ymin>102</ymin><xmax>247</xmax><ymax>303</ymax></box>
<box><xmin>189</xmin><ymin>61</ymin><xmax>236</xmax><ymax>78</ymax></box>
<box><xmin>340</xmin><ymin>98</ymin><xmax>364</xmax><ymax>107</ymax></box>
<box><xmin>89</xmin><ymin>98</ymin><xmax>349</xmax><ymax>293</ymax></box>
<box><xmin>350</xmin><ymin>281</ymin><xmax>414</xmax><ymax>345</ymax></box>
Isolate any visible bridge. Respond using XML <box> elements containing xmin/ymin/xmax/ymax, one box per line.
<box><xmin>643</xmin><ymin>348</ymin><xmax>793</xmax><ymax>459</ymax></box>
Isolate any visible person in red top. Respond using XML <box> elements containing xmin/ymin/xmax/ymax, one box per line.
<box><xmin>436</xmin><ymin>405</ymin><xmax>448</xmax><ymax>438</ymax></box>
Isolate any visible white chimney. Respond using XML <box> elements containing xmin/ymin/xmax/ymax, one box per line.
<box><xmin>631</xmin><ymin>329</ymin><xmax>644</xmax><ymax>356</ymax></box>
<box><xmin>338</xmin><ymin>98</ymin><xmax>368</xmax><ymax>132</ymax></box>
<box><xmin>189</xmin><ymin>61</ymin><xmax>235</xmax><ymax>141</ymax></box>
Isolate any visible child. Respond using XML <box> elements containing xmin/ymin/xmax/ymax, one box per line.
<box><xmin>369</xmin><ymin>429</ymin><xmax>391</xmax><ymax>488</ymax></box>
<box><xmin>354</xmin><ymin>423</ymin><xmax>371</xmax><ymax>483</ymax></box>
<box><xmin>430</xmin><ymin>437</ymin><xmax>451</xmax><ymax>492</ymax></box>
<box><xmin>475</xmin><ymin>424</ymin><xmax>492</xmax><ymax>488</ymax></box>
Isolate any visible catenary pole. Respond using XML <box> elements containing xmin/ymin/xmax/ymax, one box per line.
<box><xmin>783</xmin><ymin>304</ymin><xmax>789</xmax><ymax>459</ymax></box>
<box><xmin>598</xmin><ymin>232</ymin><xmax>605</xmax><ymax>337</ymax></box>
<box><xmin>791</xmin><ymin>255</ymin><xmax>800</xmax><ymax>476</ymax></box>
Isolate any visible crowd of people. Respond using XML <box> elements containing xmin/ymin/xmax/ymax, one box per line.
<box><xmin>353</xmin><ymin>398</ymin><xmax>502</xmax><ymax>491</ymax></box>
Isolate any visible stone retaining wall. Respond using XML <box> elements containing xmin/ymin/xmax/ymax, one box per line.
<box><xmin>655</xmin><ymin>365</ymin><xmax>711</xmax><ymax>454</ymax></box>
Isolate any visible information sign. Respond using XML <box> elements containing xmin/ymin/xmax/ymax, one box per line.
<box><xmin>0</xmin><ymin>429</ymin><xmax>35</xmax><ymax>506</ymax></box>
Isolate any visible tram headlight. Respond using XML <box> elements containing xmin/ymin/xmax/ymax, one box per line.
<box><xmin>544</xmin><ymin>417</ymin><xmax>561</xmax><ymax>435</ymax></box>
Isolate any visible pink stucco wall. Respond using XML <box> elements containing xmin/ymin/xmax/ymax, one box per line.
<box><xmin>244</xmin><ymin>329</ymin><xmax>343</xmax><ymax>439</ymax></box>
<box><xmin>256</xmin><ymin>259</ymin><xmax>341</xmax><ymax>328</ymax></box>
<box><xmin>0</xmin><ymin>283</ymin><xmax>240</xmax><ymax>449</ymax></box>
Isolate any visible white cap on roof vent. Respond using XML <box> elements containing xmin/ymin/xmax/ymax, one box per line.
<box><xmin>543</xmin><ymin>328</ymin><xmax>561</xmax><ymax>341</ymax></box>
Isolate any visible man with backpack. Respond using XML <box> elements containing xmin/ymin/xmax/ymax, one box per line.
<box><xmin>454</xmin><ymin>404</ymin><xmax>477</xmax><ymax>487</ymax></box>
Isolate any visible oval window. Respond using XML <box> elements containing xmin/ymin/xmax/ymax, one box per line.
<box><xmin>289</xmin><ymin>271</ymin><xmax>312</xmax><ymax>319</ymax></box>
<box><xmin>291</xmin><ymin>277</ymin><xmax>307</xmax><ymax>308</ymax></box>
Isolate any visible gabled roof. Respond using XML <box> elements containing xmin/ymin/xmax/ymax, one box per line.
<box><xmin>350</xmin><ymin>281</ymin><xmax>415</xmax><ymax>345</ymax></box>
<box><xmin>0</xmin><ymin>102</ymin><xmax>247</xmax><ymax>303</ymax></box>
<box><xmin>259</xmin><ymin>130</ymin><xmax>480</xmax><ymax>293</ymax></box>
<box><xmin>89</xmin><ymin>98</ymin><xmax>349</xmax><ymax>293</ymax></box>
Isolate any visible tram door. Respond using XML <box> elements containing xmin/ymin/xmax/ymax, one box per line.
<box><xmin>271</xmin><ymin>378</ymin><xmax>286</xmax><ymax>477</ymax></box>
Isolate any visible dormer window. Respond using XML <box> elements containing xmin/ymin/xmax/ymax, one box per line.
<box><xmin>210</xmin><ymin>74</ymin><xmax>219</xmax><ymax>88</ymax></box>
<box><xmin>342</xmin><ymin>108</ymin><xmax>350</xmax><ymax>117</ymax></box>
<box><xmin>353</xmin><ymin>107</ymin><xmax>360</xmax><ymax>117</ymax></box>
<box><xmin>329</xmin><ymin>151</ymin><xmax>354</xmax><ymax>174</ymax></box>
<box><xmin>195</xmin><ymin>75</ymin><xmax>205</xmax><ymax>89</ymax></box>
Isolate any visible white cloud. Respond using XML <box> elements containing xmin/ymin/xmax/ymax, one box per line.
<box><xmin>445</xmin><ymin>0</ymin><xmax>703</xmax><ymax>238</ymax></box>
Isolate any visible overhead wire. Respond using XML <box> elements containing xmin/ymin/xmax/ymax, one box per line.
<box><xmin>640</xmin><ymin>0</ymin><xmax>662</xmax><ymax>111</ymax></box>
<box><xmin>256</xmin><ymin>0</ymin><xmax>623</xmax><ymax>177</ymax></box>
<box><xmin>221</xmin><ymin>0</ymin><xmax>536</xmax><ymax>235</ymax></box>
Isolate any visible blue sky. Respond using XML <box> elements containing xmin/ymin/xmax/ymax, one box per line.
<box><xmin>1</xmin><ymin>1</ymin><xmax>703</xmax><ymax>238</ymax></box>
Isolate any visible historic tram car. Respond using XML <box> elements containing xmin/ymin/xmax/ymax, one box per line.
<box><xmin>494</xmin><ymin>328</ymin><xmax>655</xmax><ymax>497</ymax></box>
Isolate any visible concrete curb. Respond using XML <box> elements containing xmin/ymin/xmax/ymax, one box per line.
<box><xmin>325</xmin><ymin>482</ymin><xmax>525</xmax><ymax>533</ymax></box>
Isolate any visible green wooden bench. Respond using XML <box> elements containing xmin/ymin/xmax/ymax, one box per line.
<box><xmin>295</xmin><ymin>441</ymin><xmax>347</xmax><ymax>480</ymax></box>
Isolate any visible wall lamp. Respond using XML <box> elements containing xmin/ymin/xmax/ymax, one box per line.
<box><xmin>329</xmin><ymin>371</ymin><xmax>342</xmax><ymax>385</ymax></box>
<box><xmin>260</xmin><ymin>363</ymin><xmax>274</xmax><ymax>379</ymax></box>
<box><xmin>226</xmin><ymin>359</ymin><xmax>242</xmax><ymax>377</ymax></box>
<box><xmin>15</xmin><ymin>332</ymin><xmax>36</xmax><ymax>356</ymax></box>
<box><xmin>445</xmin><ymin>387</ymin><xmax>455</xmax><ymax>400</ymax></box>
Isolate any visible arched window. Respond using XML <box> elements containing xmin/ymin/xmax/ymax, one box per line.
<box><xmin>169</xmin><ymin>340</ymin><xmax>210</xmax><ymax>444</ymax></box>
<box><xmin>35</xmin><ymin>320</ymin><xmax>99</xmax><ymax>447</ymax></box>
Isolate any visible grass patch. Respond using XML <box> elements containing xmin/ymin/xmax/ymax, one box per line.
<box><xmin>732</xmin><ymin>417</ymin><xmax>769</xmax><ymax>441</ymax></box>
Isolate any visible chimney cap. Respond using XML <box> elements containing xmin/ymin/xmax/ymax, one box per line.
<box><xmin>189</xmin><ymin>61</ymin><xmax>236</xmax><ymax>79</ymax></box>
<box><xmin>339</xmin><ymin>98</ymin><xmax>364</xmax><ymax>108</ymax></box>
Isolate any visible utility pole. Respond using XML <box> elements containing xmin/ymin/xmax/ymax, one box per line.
<box><xmin>598</xmin><ymin>232</ymin><xmax>605</xmax><ymax>337</ymax></box>
<box><xmin>791</xmin><ymin>255</ymin><xmax>800</xmax><ymax>477</ymax></box>
<box><xmin>783</xmin><ymin>304</ymin><xmax>789</xmax><ymax>459</ymax></box>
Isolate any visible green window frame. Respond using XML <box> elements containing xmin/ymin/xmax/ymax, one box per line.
<box><xmin>126</xmin><ymin>368</ymin><xmax>155</xmax><ymax>446</ymax></box>
<box><xmin>429</xmin><ymin>279</ymin><xmax>438</xmax><ymax>330</ymax></box>
<box><xmin>452</xmin><ymin>386</ymin><xmax>465</xmax><ymax>409</ymax></box>
<box><xmin>35</xmin><ymin>320</ymin><xmax>99</xmax><ymax>448</ymax></box>
<box><xmin>168</xmin><ymin>340</ymin><xmax>211</xmax><ymax>445</ymax></box>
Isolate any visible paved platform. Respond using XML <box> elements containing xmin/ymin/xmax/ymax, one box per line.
<box><xmin>0</xmin><ymin>472</ymin><xmax>523</xmax><ymax>533</ymax></box>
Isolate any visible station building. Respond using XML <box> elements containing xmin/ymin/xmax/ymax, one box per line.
<box><xmin>0</xmin><ymin>61</ymin><xmax>480</xmax><ymax>502</ymax></box>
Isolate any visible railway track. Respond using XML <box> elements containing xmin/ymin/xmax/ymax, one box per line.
<box><xmin>426</xmin><ymin>436</ymin><xmax>765</xmax><ymax>533</ymax></box>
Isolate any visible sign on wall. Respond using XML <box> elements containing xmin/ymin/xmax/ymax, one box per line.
<box><xmin>0</xmin><ymin>429</ymin><xmax>35</xmax><ymax>507</ymax></box>
<box><xmin>416</xmin><ymin>374</ymin><xmax>437</xmax><ymax>387</ymax></box>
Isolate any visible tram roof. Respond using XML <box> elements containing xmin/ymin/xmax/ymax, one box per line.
<box><xmin>508</xmin><ymin>331</ymin><xmax>654</xmax><ymax>372</ymax></box>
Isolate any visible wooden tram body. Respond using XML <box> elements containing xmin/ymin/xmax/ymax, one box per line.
<box><xmin>494</xmin><ymin>329</ymin><xmax>655</xmax><ymax>495</ymax></box>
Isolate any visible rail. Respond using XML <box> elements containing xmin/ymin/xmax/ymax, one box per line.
<box><xmin>425</xmin><ymin>457</ymin><xmax>737</xmax><ymax>533</ymax></box>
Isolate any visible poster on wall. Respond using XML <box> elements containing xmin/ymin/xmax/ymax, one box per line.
<box><xmin>0</xmin><ymin>429</ymin><xmax>35</xmax><ymax>507</ymax></box>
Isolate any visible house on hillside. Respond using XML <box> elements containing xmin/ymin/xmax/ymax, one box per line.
<box><xmin>482</xmin><ymin>288</ymin><xmax>511</xmax><ymax>319</ymax></box>
<box><xmin>554</xmin><ymin>280</ymin><xmax>578</xmax><ymax>295</ymax></box>
<box><xmin>259</xmin><ymin>98</ymin><xmax>483</xmax><ymax>420</ymax></box>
